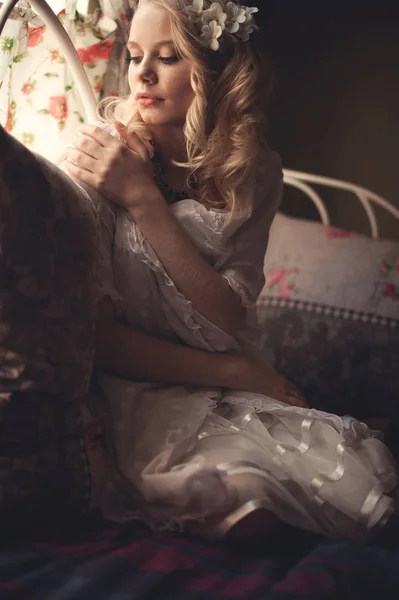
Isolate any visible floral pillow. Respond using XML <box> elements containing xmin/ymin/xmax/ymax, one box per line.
<box><xmin>256</xmin><ymin>213</ymin><xmax>399</xmax><ymax>419</ymax></box>
<box><xmin>0</xmin><ymin>123</ymin><xmax>99</xmax><ymax>403</ymax></box>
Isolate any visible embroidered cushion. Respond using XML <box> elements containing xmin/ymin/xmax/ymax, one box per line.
<box><xmin>257</xmin><ymin>212</ymin><xmax>399</xmax><ymax>418</ymax></box>
<box><xmin>0</xmin><ymin>124</ymin><xmax>101</xmax><ymax>522</ymax></box>
<box><xmin>0</xmin><ymin>124</ymin><xmax>99</xmax><ymax>402</ymax></box>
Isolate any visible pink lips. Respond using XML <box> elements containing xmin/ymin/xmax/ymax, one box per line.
<box><xmin>136</xmin><ymin>93</ymin><xmax>164</xmax><ymax>107</ymax></box>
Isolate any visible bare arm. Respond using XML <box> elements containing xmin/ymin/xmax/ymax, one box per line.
<box><xmin>95</xmin><ymin>298</ymin><xmax>307</xmax><ymax>407</ymax></box>
<box><xmin>95</xmin><ymin>298</ymin><xmax>240</xmax><ymax>387</ymax></box>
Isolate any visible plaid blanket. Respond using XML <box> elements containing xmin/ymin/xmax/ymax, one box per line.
<box><xmin>1</xmin><ymin>521</ymin><xmax>399</xmax><ymax>599</ymax></box>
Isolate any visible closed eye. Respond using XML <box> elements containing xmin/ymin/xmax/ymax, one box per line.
<box><xmin>160</xmin><ymin>56</ymin><xmax>179</xmax><ymax>64</ymax></box>
<box><xmin>127</xmin><ymin>56</ymin><xmax>179</xmax><ymax>65</ymax></box>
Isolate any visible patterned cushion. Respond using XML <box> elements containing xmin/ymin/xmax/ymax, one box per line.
<box><xmin>257</xmin><ymin>213</ymin><xmax>399</xmax><ymax>418</ymax></box>
<box><xmin>0</xmin><ymin>392</ymin><xmax>90</xmax><ymax>524</ymax></box>
<box><xmin>0</xmin><ymin>125</ymin><xmax>101</xmax><ymax>521</ymax></box>
<box><xmin>0</xmin><ymin>124</ymin><xmax>99</xmax><ymax>402</ymax></box>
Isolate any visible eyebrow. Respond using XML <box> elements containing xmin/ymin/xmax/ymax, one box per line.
<box><xmin>126</xmin><ymin>39</ymin><xmax>175</xmax><ymax>50</ymax></box>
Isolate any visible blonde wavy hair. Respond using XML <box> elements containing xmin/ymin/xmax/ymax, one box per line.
<box><xmin>98</xmin><ymin>0</ymin><xmax>273</xmax><ymax>218</ymax></box>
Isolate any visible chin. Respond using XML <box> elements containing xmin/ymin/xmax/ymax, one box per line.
<box><xmin>138</xmin><ymin>110</ymin><xmax>186</xmax><ymax>128</ymax></box>
<box><xmin>140</xmin><ymin>116</ymin><xmax>170</xmax><ymax>126</ymax></box>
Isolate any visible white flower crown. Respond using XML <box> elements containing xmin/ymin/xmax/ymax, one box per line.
<box><xmin>185</xmin><ymin>1</ymin><xmax>259</xmax><ymax>51</ymax></box>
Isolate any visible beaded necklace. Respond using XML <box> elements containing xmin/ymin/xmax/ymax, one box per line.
<box><xmin>151</xmin><ymin>151</ymin><xmax>196</xmax><ymax>205</ymax></box>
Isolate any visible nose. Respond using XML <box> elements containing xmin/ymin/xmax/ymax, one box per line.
<box><xmin>139</xmin><ymin>63</ymin><xmax>157</xmax><ymax>85</ymax></box>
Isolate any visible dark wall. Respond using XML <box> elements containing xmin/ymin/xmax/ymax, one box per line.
<box><xmin>260</xmin><ymin>1</ymin><xmax>399</xmax><ymax>240</ymax></box>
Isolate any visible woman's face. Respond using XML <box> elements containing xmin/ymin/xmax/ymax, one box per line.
<box><xmin>127</xmin><ymin>4</ymin><xmax>195</xmax><ymax>128</ymax></box>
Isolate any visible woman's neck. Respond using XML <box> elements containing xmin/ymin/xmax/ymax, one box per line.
<box><xmin>150</xmin><ymin>125</ymin><xmax>190</xmax><ymax>193</ymax></box>
<box><xmin>150</xmin><ymin>125</ymin><xmax>187</xmax><ymax>164</ymax></box>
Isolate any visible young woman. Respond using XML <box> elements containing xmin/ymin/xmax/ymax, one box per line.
<box><xmin>64</xmin><ymin>0</ymin><xmax>398</xmax><ymax>540</ymax></box>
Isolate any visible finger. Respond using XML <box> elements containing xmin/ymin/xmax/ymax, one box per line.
<box><xmin>63</xmin><ymin>160</ymin><xmax>98</xmax><ymax>188</ymax></box>
<box><xmin>112</xmin><ymin>122</ymin><xmax>129</xmax><ymax>147</ymax></box>
<box><xmin>66</xmin><ymin>147</ymin><xmax>96</xmax><ymax>173</ymax></box>
<box><xmin>290</xmin><ymin>384</ymin><xmax>304</xmax><ymax>397</ymax></box>
<box><xmin>79</xmin><ymin>123</ymin><xmax>118</xmax><ymax>150</ymax></box>
<box><xmin>268</xmin><ymin>389</ymin><xmax>299</xmax><ymax>406</ymax></box>
<box><xmin>287</xmin><ymin>394</ymin><xmax>308</xmax><ymax>408</ymax></box>
<box><xmin>285</xmin><ymin>380</ymin><xmax>306</xmax><ymax>400</ymax></box>
<box><xmin>285</xmin><ymin>384</ymin><xmax>307</xmax><ymax>402</ymax></box>
<box><xmin>291</xmin><ymin>389</ymin><xmax>309</xmax><ymax>408</ymax></box>
<box><xmin>259</xmin><ymin>386</ymin><xmax>307</xmax><ymax>408</ymax></box>
<box><xmin>286</xmin><ymin>387</ymin><xmax>302</xmax><ymax>400</ymax></box>
<box><xmin>127</xmin><ymin>133</ymin><xmax>151</xmax><ymax>161</ymax></box>
<box><xmin>113</xmin><ymin>121</ymin><xmax>150</xmax><ymax>161</ymax></box>
<box><xmin>74</xmin><ymin>131</ymin><xmax>104</xmax><ymax>159</ymax></box>
<box><xmin>274</xmin><ymin>388</ymin><xmax>307</xmax><ymax>408</ymax></box>
<box><xmin>113</xmin><ymin>120</ymin><xmax>126</xmax><ymax>134</ymax></box>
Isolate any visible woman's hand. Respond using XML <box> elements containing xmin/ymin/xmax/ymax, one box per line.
<box><xmin>64</xmin><ymin>122</ymin><xmax>162</xmax><ymax>211</ymax></box>
<box><xmin>228</xmin><ymin>355</ymin><xmax>309</xmax><ymax>408</ymax></box>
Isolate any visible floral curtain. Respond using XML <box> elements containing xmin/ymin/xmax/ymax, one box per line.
<box><xmin>0</xmin><ymin>0</ymin><xmax>133</xmax><ymax>162</ymax></box>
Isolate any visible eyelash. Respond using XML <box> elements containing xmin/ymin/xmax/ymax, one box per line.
<box><xmin>127</xmin><ymin>56</ymin><xmax>178</xmax><ymax>65</ymax></box>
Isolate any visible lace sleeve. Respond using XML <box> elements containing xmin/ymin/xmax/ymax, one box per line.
<box><xmin>119</xmin><ymin>152</ymin><xmax>282</xmax><ymax>352</ymax></box>
<box><xmin>219</xmin><ymin>151</ymin><xmax>283</xmax><ymax>308</ymax></box>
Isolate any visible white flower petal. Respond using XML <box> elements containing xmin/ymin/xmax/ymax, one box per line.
<box><xmin>201</xmin><ymin>10</ymin><xmax>213</xmax><ymax>24</ymax></box>
<box><xmin>226</xmin><ymin>21</ymin><xmax>240</xmax><ymax>34</ymax></box>
<box><xmin>210</xmin><ymin>2</ymin><xmax>224</xmax><ymax>15</ymax></box>
<box><xmin>245</xmin><ymin>6</ymin><xmax>259</xmax><ymax>16</ymax></box>
<box><xmin>195</xmin><ymin>1</ymin><xmax>258</xmax><ymax>48</ymax></box>
<box><xmin>237</xmin><ymin>22</ymin><xmax>255</xmax><ymax>41</ymax></box>
<box><xmin>210</xmin><ymin>20</ymin><xmax>222</xmax><ymax>37</ymax></box>
<box><xmin>202</xmin><ymin>4</ymin><xmax>227</xmax><ymax>29</ymax></box>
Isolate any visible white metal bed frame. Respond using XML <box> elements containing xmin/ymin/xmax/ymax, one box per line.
<box><xmin>1</xmin><ymin>0</ymin><xmax>399</xmax><ymax>239</ymax></box>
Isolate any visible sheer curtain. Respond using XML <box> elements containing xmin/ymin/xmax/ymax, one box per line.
<box><xmin>0</xmin><ymin>0</ymin><xmax>133</xmax><ymax>162</ymax></box>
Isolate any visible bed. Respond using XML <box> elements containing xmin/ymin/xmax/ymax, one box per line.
<box><xmin>2</xmin><ymin>519</ymin><xmax>399</xmax><ymax>600</ymax></box>
<box><xmin>1</xmin><ymin>2</ymin><xmax>399</xmax><ymax>599</ymax></box>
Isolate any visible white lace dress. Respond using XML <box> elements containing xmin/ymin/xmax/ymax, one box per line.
<box><xmin>80</xmin><ymin>140</ymin><xmax>397</xmax><ymax>540</ymax></box>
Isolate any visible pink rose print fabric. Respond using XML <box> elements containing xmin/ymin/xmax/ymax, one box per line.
<box><xmin>265</xmin><ymin>267</ymin><xmax>300</xmax><ymax>299</ymax></box>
